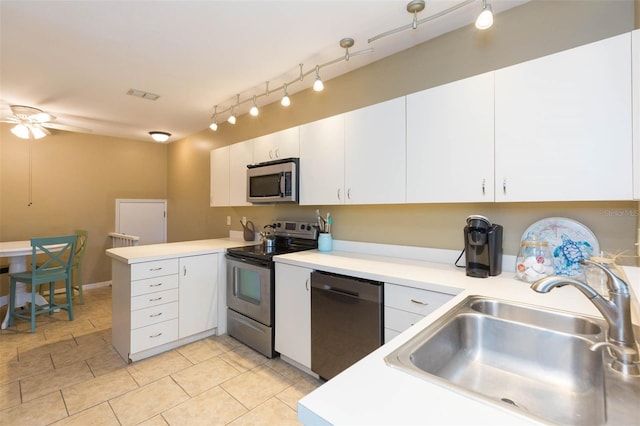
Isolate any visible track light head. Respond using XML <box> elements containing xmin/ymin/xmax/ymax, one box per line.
<box><xmin>281</xmin><ymin>83</ymin><xmax>291</xmax><ymax>107</ymax></box>
<box><xmin>250</xmin><ymin>96</ymin><xmax>259</xmax><ymax>116</ymax></box>
<box><xmin>476</xmin><ymin>0</ymin><xmax>493</xmax><ymax>29</ymax></box>
<box><xmin>313</xmin><ymin>65</ymin><xmax>324</xmax><ymax>92</ymax></box>
<box><xmin>209</xmin><ymin>121</ymin><xmax>218</xmax><ymax>131</ymax></box>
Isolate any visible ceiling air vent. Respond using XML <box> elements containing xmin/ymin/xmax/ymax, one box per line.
<box><xmin>126</xmin><ymin>89</ymin><xmax>160</xmax><ymax>101</ymax></box>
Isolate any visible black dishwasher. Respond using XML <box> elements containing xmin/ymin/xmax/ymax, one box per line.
<box><xmin>311</xmin><ymin>271</ymin><xmax>383</xmax><ymax>380</ymax></box>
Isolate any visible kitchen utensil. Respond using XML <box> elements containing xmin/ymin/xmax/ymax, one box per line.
<box><xmin>241</xmin><ymin>220</ymin><xmax>255</xmax><ymax>241</ymax></box>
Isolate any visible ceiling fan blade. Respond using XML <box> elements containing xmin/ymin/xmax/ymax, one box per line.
<box><xmin>41</xmin><ymin>122</ymin><xmax>93</xmax><ymax>133</ymax></box>
<box><xmin>0</xmin><ymin>116</ymin><xmax>20</xmax><ymax>124</ymax></box>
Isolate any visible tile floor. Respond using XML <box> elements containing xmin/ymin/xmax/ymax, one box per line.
<box><xmin>0</xmin><ymin>286</ymin><xmax>323</xmax><ymax>425</ymax></box>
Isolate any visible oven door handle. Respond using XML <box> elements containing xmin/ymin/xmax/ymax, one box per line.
<box><xmin>233</xmin><ymin>267</ymin><xmax>239</xmax><ymax>297</ymax></box>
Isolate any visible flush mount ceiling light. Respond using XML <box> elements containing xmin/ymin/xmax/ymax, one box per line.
<box><xmin>149</xmin><ymin>131</ymin><xmax>171</xmax><ymax>142</ymax></box>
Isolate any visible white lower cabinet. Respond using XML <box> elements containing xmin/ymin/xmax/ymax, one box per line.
<box><xmin>275</xmin><ymin>263</ymin><xmax>312</xmax><ymax>369</ymax></box>
<box><xmin>384</xmin><ymin>283</ymin><xmax>454</xmax><ymax>343</ymax></box>
<box><xmin>179</xmin><ymin>253</ymin><xmax>219</xmax><ymax>338</ymax></box>
<box><xmin>633</xmin><ymin>29</ymin><xmax>640</xmax><ymax>200</ymax></box>
<box><xmin>112</xmin><ymin>254</ymin><xmax>219</xmax><ymax>362</ymax></box>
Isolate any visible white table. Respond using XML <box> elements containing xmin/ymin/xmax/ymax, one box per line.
<box><xmin>0</xmin><ymin>240</ymin><xmax>64</xmax><ymax>329</ymax></box>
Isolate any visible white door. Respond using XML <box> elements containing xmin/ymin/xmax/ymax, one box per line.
<box><xmin>116</xmin><ymin>199</ymin><xmax>167</xmax><ymax>245</ymax></box>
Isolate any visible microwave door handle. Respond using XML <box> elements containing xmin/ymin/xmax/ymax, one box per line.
<box><xmin>279</xmin><ymin>172</ymin><xmax>285</xmax><ymax>197</ymax></box>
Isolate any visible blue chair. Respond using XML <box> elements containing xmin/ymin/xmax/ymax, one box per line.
<box><xmin>8</xmin><ymin>235</ymin><xmax>77</xmax><ymax>332</ymax></box>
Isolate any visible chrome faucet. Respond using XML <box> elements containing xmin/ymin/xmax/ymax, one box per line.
<box><xmin>531</xmin><ymin>259</ymin><xmax>640</xmax><ymax>376</ymax></box>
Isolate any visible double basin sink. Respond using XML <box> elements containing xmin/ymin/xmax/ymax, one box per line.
<box><xmin>385</xmin><ymin>296</ymin><xmax>640</xmax><ymax>425</ymax></box>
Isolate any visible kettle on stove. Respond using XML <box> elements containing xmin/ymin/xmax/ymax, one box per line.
<box><xmin>463</xmin><ymin>215</ymin><xmax>503</xmax><ymax>278</ymax></box>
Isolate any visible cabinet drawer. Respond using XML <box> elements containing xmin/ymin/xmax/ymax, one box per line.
<box><xmin>131</xmin><ymin>302</ymin><xmax>179</xmax><ymax>329</ymax></box>
<box><xmin>384</xmin><ymin>283</ymin><xmax>454</xmax><ymax>316</ymax></box>
<box><xmin>131</xmin><ymin>259</ymin><xmax>179</xmax><ymax>281</ymax></box>
<box><xmin>131</xmin><ymin>274</ymin><xmax>179</xmax><ymax>297</ymax></box>
<box><xmin>131</xmin><ymin>288</ymin><xmax>178</xmax><ymax>311</ymax></box>
<box><xmin>385</xmin><ymin>306</ymin><xmax>425</xmax><ymax>333</ymax></box>
<box><xmin>131</xmin><ymin>319</ymin><xmax>179</xmax><ymax>353</ymax></box>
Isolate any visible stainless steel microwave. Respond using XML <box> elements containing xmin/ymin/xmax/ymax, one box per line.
<box><xmin>246</xmin><ymin>158</ymin><xmax>299</xmax><ymax>203</ymax></box>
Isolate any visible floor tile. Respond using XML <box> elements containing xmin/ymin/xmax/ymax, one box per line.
<box><xmin>20</xmin><ymin>359</ymin><xmax>94</xmax><ymax>402</ymax></box>
<box><xmin>0</xmin><ymin>390</ymin><xmax>67</xmax><ymax>425</ymax></box>
<box><xmin>50</xmin><ymin>401</ymin><xmax>120</xmax><ymax>426</ymax></box>
<box><xmin>229</xmin><ymin>397</ymin><xmax>300</xmax><ymax>426</ymax></box>
<box><xmin>127</xmin><ymin>350</ymin><xmax>192</xmax><ymax>386</ymax></box>
<box><xmin>276</xmin><ymin>376</ymin><xmax>323</xmax><ymax>410</ymax></box>
<box><xmin>0</xmin><ymin>380</ymin><xmax>21</xmax><ymax>410</ymax></box>
<box><xmin>161</xmin><ymin>385</ymin><xmax>247</xmax><ymax>425</ymax></box>
<box><xmin>86</xmin><ymin>349</ymin><xmax>129</xmax><ymax>377</ymax></box>
<box><xmin>221</xmin><ymin>364</ymin><xmax>293</xmax><ymax>409</ymax></box>
<box><xmin>218</xmin><ymin>344</ymin><xmax>269</xmax><ymax>373</ymax></box>
<box><xmin>0</xmin><ymin>351</ymin><xmax>54</xmax><ymax>385</ymax></box>
<box><xmin>176</xmin><ymin>337</ymin><xmax>232</xmax><ymax>363</ymax></box>
<box><xmin>109</xmin><ymin>376</ymin><xmax>189</xmax><ymax>425</ymax></box>
<box><xmin>62</xmin><ymin>368</ymin><xmax>138</xmax><ymax>415</ymax></box>
<box><xmin>171</xmin><ymin>356</ymin><xmax>241</xmax><ymax>397</ymax></box>
<box><xmin>137</xmin><ymin>415</ymin><xmax>169</xmax><ymax>426</ymax></box>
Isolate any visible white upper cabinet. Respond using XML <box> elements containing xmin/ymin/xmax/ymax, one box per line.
<box><xmin>407</xmin><ymin>72</ymin><xmax>494</xmax><ymax>203</ymax></box>
<box><xmin>633</xmin><ymin>29</ymin><xmax>640</xmax><ymax>200</ymax></box>
<box><xmin>495</xmin><ymin>33</ymin><xmax>633</xmax><ymax>202</ymax></box>
<box><xmin>210</xmin><ymin>146</ymin><xmax>230</xmax><ymax>207</ymax></box>
<box><xmin>252</xmin><ymin>127</ymin><xmax>300</xmax><ymax>164</ymax></box>
<box><xmin>299</xmin><ymin>114</ymin><xmax>346</xmax><ymax>205</ymax></box>
<box><xmin>344</xmin><ymin>97</ymin><xmax>406</xmax><ymax>204</ymax></box>
<box><xmin>229</xmin><ymin>141</ymin><xmax>253</xmax><ymax>206</ymax></box>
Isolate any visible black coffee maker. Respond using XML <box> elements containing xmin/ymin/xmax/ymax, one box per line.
<box><xmin>464</xmin><ymin>215</ymin><xmax>503</xmax><ymax>278</ymax></box>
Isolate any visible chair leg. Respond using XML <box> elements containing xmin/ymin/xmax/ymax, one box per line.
<box><xmin>30</xmin><ymin>285</ymin><xmax>37</xmax><ymax>333</ymax></box>
<box><xmin>65</xmin><ymin>277</ymin><xmax>74</xmax><ymax>321</ymax></box>
<box><xmin>49</xmin><ymin>282</ymin><xmax>55</xmax><ymax>315</ymax></box>
<box><xmin>8</xmin><ymin>277</ymin><xmax>16</xmax><ymax>327</ymax></box>
<box><xmin>73</xmin><ymin>266</ymin><xmax>84</xmax><ymax>305</ymax></box>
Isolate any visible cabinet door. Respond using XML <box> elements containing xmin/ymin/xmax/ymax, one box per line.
<box><xmin>344</xmin><ymin>97</ymin><xmax>406</xmax><ymax>204</ymax></box>
<box><xmin>407</xmin><ymin>72</ymin><xmax>494</xmax><ymax>203</ymax></box>
<box><xmin>299</xmin><ymin>114</ymin><xmax>346</xmax><ymax>205</ymax></box>
<box><xmin>275</xmin><ymin>263</ymin><xmax>312</xmax><ymax>368</ymax></box>
<box><xmin>229</xmin><ymin>141</ymin><xmax>253</xmax><ymax>206</ymax></box>
<box><xmin>210</xmin><ymin>147</ymin><xmax>230</xmax><ymax>206</ymax></box>
<box><xmin>495</xmin><ymin>33</ymin><xmax>632</xmax><ymax>202</ymax></box>
<box><xmin>633</xmin><ymin>30</ymin><xmax>640</xmax><ymax>200</ymax></box>
<box><xmin>253</xmin><ymin>127</ymin><xmax>300</xmax><ymax>163</ymax></box>
<box><xmin>179</xmin><ymin>253</ymin><xmax>218</xmax><ymax>338</ymax></box>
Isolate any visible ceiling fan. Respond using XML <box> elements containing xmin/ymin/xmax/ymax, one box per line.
<box><xmin>1</xmin><ymin>105</ymin><xmax>91</xmax><ymax>139</ymax></box>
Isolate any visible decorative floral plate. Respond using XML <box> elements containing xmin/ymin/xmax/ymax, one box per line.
<box><xmin>521</xmin><ymin>217</ymin><xmax>599</xmax><ymax>277</ymax></box>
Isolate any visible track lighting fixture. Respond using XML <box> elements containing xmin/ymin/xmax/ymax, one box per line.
<box><xmin>475</xmin><ymin>0</ymin><xmax>493</xmax><ymax>29</ymax></box>
<box><xmin>250</xmin><ymin>96</ymin><xmax>259</xmax><ymax>116</ymax></box>
<box><xmin>209</xmin><ymin>105</ymin><xmax>218</xmax><ymax>131</ymax></box>
<box><xmin>281</xmin><ymin>83</ymin><xmax>291</xmax><ymax>107</ymax></box>
<box><xmin>313</xmin><ymin>66</ymin><xmax>324</xmax><ymax>92</ymax></box>
<box><xmin>149</xmin><ymin>131</ymin><xmax>171</xmax><ymax>143</ymax></box>
<box><xmin>208</xmin><ymin>0</ymin><xmax>500</xmax><ymax>134</ymax></box>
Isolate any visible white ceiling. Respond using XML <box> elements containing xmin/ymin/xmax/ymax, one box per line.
<box><xmin>0</xmin><ymin>0</ymin><xmax>526</xmax><ymax>142</ymax></box>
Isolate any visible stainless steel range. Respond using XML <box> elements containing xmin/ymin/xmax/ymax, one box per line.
<box><xmin>226</xmin><ymin>220</ymin><xmax>318</xmax><ymax>358</ymax></box>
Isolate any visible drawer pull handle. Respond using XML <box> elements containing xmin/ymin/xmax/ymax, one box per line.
<box><xmin>149</xmin><ymin>313</ymin><xmax>163</xmax><ymax>317</ymax></box>
<box><xmin>150</xmin><ymin>267</ymin><xmax>163</xmax><ymax>271</ymax></box>
<box><xmin>149</xmin><ymin>297</ymin><xmax>163</xmax><ymax>302</ymax></box>
<box><xmin>150</xmin><ymin>283</ymin><xmax>162</xmax><ymax>287</ymax></box>
<box><xmin>149</xmin><ymin>333</ymin><xmax>162</xmax><ymax>338</ymax></box>
<box><xmin>410</xmin><ymin>299</ymin><xmax>428</xmax><ymax>305</ymax></box>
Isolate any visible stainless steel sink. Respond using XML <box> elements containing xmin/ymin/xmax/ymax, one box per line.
<box><xmin>385</xmin><ymin>296</ymin><xmax>640</xmax><ymax>425</ymax></box>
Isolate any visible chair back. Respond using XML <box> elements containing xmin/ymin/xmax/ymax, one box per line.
<box><xmin>30</xmin><ymin>235</ymin><xmax>77</xmax><ymax>278</ymax></box>
<box><xmin>73</xmin><ymin>230</ymin><xmax>88</xmax><ymax>267</ymax></box>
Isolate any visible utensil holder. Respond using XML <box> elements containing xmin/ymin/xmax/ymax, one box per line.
<box><xmin>318</xmin><ymin>233</ymin><xmax>332</xmax><ymax>252</ymax></box>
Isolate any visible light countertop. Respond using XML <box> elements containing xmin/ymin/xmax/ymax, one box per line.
<box><xmin>274</xmin><ymin>249</ymin><xmax>640</xmax><ymax>426</ymax></box>
<box><xmin>105</xmin><ymin>238</ymin><xmax>254</xmax><ymax>264</ymax></box>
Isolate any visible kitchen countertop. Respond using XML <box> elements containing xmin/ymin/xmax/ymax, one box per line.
<box><xmin>274</xmin><ymin>249</ymin><xmax>640</xmax><ymax>426</ymax></box>
<box><xmin>105</xmin><ymin>238</ymin><xmax>254</xmax><ymax>263</ymax></box>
